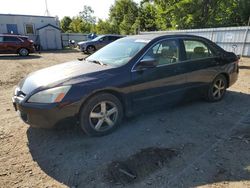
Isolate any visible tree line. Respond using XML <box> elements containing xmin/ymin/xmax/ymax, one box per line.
<box><xmin>60</xmin><ymin>0</ymin><xmax>250</xmax><ymax>35</ymax></box>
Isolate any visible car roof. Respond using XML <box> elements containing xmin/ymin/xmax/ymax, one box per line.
<box><xmin>100</xmin><ymin>34</ymin><xmax>124</xmax><ymax>37</ymax></box>
<box><xmin>0</xmin><ymin>34</ymin><xmax>28</xmax><ymax>38</ymax></box>
<box><xmin>126</xmin><ymin>33</ymin><xmax>208</xmax><ymax>42</ymax></box>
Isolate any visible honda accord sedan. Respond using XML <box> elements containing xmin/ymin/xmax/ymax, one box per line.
<box><xmin>12</xmin><ymin>34</ymin><xmax>239</xmax><ymax>136</ymax></box>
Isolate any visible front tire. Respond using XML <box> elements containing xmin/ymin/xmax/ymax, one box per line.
<box><xmin>80</xmin><ymin>93</ymin><xmax>123</xmax><ymax>136</ymax></box>
<box><xmin>86</xmin><ymin>45</ymin><xmax>96</xmax><ymax>54</ymax></box>
<box><xmin>206</xmin><ymin>74</ymin><xmax>227</xmax><ymax>102</ymax></box>
<box><xmin>18</xmin><ymin>48</ymin><xmax>29</xmax><ymax>56</ymax></box>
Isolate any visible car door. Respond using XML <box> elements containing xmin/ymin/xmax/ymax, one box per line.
<box><xmin>3</xmin><ymin>36</ymin><xmax>21</xmax><ymax>53</ymax></box>
<box><xmin>180</xmin><ymin>38</ymin><xmax>220</xmax><ymax>90</ymax></box>
<box><xmin>96</xmin><ymin>36</ymin><xmax>109</xmax><ymax>50</ymax></box>
<box><xmin>130</xmin><ymin>39</ymin><xmax>187</xmax><ymax>110</ymax></box>
<box><xmin>0</xmin><ymin>36</ymin><xmax>5</xmax><ymax>53</ymax></box>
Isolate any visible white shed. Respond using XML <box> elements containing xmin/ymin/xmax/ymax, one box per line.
<box><xmin>37</xmin><ymin>24</ymin><xmax>62</xmax><ymax>50</ymax></box>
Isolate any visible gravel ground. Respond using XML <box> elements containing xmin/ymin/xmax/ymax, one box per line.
<box><xmin>0</xmin><ymin>51</ymin><xmax>250</xmax><ymax>188</ymax></box>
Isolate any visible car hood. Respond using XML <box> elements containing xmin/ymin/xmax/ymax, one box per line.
<box><xmin>18</xmin><ymin>60</ymin><xmax>112</xmax><ymax>94</ymax></box>
<box><xmin>78</xmin><ymin>41</ymin><xmax>95</xmax><ymax>46</ymax></box>
<box><xmin>78</xmin><ymin>41</ymin><xmax>87</xmax><ymax>45</ymax></box>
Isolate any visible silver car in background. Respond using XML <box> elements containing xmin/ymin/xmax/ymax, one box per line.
<box><xmin>77</xmin><ymin>34</ymin><xmax>124</xmax><ymax>54</ymax></box>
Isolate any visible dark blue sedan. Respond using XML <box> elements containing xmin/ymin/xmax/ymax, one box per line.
<box><xmin>12</xmin><ymin>34</ymin><xmax>239</xmax><ymax>136</ymax></box>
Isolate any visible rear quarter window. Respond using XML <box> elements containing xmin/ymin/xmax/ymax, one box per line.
<box><xmin>184</xmin><ymin>40</ymin><xmax>214</xmax><ymax>60</ymax></box>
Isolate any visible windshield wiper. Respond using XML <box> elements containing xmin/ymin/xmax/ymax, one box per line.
<box><xmin>77</xmin><ymin>54</ymin><xmax>90</xmax><ymax>61</ymax></box>
<box><xmin>87</xmin><ymin>60</ymin><xmax>106</xmax><ymax>66</ymax></box>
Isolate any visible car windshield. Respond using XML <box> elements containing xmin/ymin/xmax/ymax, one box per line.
<box><xmin>91</xmin><ymin>35</ymin><xmax>104</xmax><ymax>41</ymax></box>
<box><xmin>86</xmin><ymin>38</ymin><xmax>148</xmax><ymax>67</ymax></box>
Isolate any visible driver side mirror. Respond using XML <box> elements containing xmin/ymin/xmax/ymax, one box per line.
<box><xmin>99</xmin><ymin>38</ymin><xmax>104</xmax><ymax>42</ymax></box>
<box><xmin>136</xmin><ymin>58</ymin><xmax>158</xmax><ymax>70</ymax></box>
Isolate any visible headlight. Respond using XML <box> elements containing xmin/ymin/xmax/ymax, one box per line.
<box><xmin>28</xmin><ymin>86</ymin><xmax>71</xmax><ymax>103</ymax></box>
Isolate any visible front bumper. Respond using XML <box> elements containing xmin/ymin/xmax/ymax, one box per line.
<box><xmin>28</xmin><ymin>45</ymin><xmax>36</xmax><ymax>53</ymax></box>
<box><xmin>12</xmin><ymin>96</ymin><xmax>81</xmax><ymax>129</ymax></box>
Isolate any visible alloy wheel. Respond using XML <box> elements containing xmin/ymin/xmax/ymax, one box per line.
<box><xmin>212</xmin><ymin>78</ymin><xmax>226</xmax><ymax>100</ymax></box>
<box><xmin>87</xmin><ymin>46</ymin><xmax>95</xmax><ymax>54</ymax></box>
<box><xmin>89</xmin><ymin>101</ymin><xmax>118</xmax><ymax>132</ymax></box>
<box><xmin>19</xmin><ymin>48</ymin><xmax>29</xmax><ymax>56</ymax></box>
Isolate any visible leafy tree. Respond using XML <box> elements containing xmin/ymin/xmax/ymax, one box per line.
<box><xmin>95</xmin><ymin>19</ymin><xmax>118</xmax><ymax>34</ymax></box>
<box><xmin>138</xmin><ymin>2</ymin><xmax>158</xmax><ymax>31</ymax></box>
<box><xmin>69</xmin><ymin>17</ymin><xmax>92</xmax><ymax>33</ymax></box>
<box><xmin>109</xmin><ymin>0</ymin><xmax>139</xmax><ymax>34</ymax></box>
<box><xmin>60</xmin><ymin>16</ymin><xmax>72</xmax><ymax>33</ymax></box>
<box><xmin>61</xmin><ymin>0</ymin><xmax>250</xmax><ymax>34</ymax></box>
<box><xmin>79</xmin><ymin>5</ymin><xmax>96</xmax><ymax>24</ymax></box>
<box><xmin>67</xmin><ymin>5</ymin><xmax>97</xmax><ymax>33</ymax></box>
<box><xmin>151</xmin><ymin>0</ymin><xmax>244</xmax><ymax>29</ymax></box>
<box><xmin>239</xmin><ymin>0</ymin><xmax>250</xmax><ymax>25</ymax></box>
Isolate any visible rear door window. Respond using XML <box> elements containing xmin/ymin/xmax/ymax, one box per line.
<box><xmin>102</xmin><ymin>36</ymin><xmax>109</xmax><ymax>41</ymax></box>
<box><xmin>108</xmin><ymin>36</ymin><xmax>118</xmax><ymax>41</ymax></box>
<box><xmin>4</xmin><ymin>36</ymin><xmax>21</xmax><ymax>42</ymax></box>
<box><xmin>183</xmin><ymin>40</ymin><xmax>214</xmax><ymax>60</ymax></box>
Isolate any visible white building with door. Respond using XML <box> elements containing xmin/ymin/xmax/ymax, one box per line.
<box><xmin>0</xmin><ymin>14</ymin><xmax>62</xmax><ymax>50</ymax></box>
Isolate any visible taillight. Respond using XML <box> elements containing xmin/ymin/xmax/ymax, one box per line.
<box><xmin>236</xmin><ymin>55</ymin><xmax>240</xmax><ymax>62</ymax></box>
<box><xmin>235</xmin><ymin>55</ymin><xmax>240</xmax><ymax>64</ymax></box>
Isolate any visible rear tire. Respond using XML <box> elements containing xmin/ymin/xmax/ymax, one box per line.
<box><xmin>80</xmin><ymin>93</ymin><xmax>123</xmax><ymax>136</ymax></box>
<box><xmin>206</xmin><ymin>74</ymin><xmax>227</xmax><ymax>102</ymax></box>
<box><xmin>18</xmin><ymin>48</ymin><xmax>29</xmax><ymax>56</ymax></box>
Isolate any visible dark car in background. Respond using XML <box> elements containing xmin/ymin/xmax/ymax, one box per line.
<box><xmin>78</xmin><ymin>34</ymin><xmax>124</xmax><ymax>53</ymax></box>
<box><xmin>0</xmin><ymin>34</ymin><xmax>35</xmax><ymax>56</ymax></box>
<box><xmin>12</xmin><ymin>34</ymin><xmax>239</xmax><ymax>136</ymax></box>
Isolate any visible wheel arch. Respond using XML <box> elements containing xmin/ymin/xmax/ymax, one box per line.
<box><xmin>78</xmin><ymin>89</ymin><xmax>127</xmax><ymax>118</ymax></box>
<box><xmin>87</xmin><ymin>45</ymin><xmax>96</xmax><ymax>50</ymax></box>
<box><xmin>17</xmin><ymin>47</ymin><xmax>29</xmax><ymax>55</ymax></box>
<box><xmin>218</xmin><ymin>72</ymin><xmax>230</xmax><ymax>88</ymax></box>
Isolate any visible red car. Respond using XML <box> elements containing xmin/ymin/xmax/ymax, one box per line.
<box><xmin>0</xmin><ymin>34</ymin><xmax>35</xmax><ymax>56</ymax></box>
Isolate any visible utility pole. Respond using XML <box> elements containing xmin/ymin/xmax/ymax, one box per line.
<box><xmin>44</xmin><ymin>0</ymin><xmax>50</xmax><ymax>16</ymax></box>
<box><xmin>241</xmin><ymin>16</ymin><xmax>250</xmax><ymax>57</ymax></box>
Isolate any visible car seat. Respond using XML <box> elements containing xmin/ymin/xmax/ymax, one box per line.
<box><xmin>158</xmin><ymin>47</ymin><xmax>177</xmax><ymax>65</ymax></box>
<box><xmin>193</xmin><ymin>46</ymin><xmax>206</xmax><ymax>59</ymax></box>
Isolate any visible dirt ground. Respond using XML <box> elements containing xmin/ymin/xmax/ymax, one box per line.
<box><xmin>0</xmin><ymin>51</ymin><xmax>250</xmax><ymax>188</ymax></box>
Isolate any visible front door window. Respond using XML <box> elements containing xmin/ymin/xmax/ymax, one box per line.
<box><xmin>142</xmin><ymin>39</ymin><xmax>180</xmax><ymax>66</ymax></box>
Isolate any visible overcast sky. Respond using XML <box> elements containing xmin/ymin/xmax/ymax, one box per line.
<box><xmin>0</xmin><ymin>0</ymin><xmax>141</xmax><ymax>20</ymax></box>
